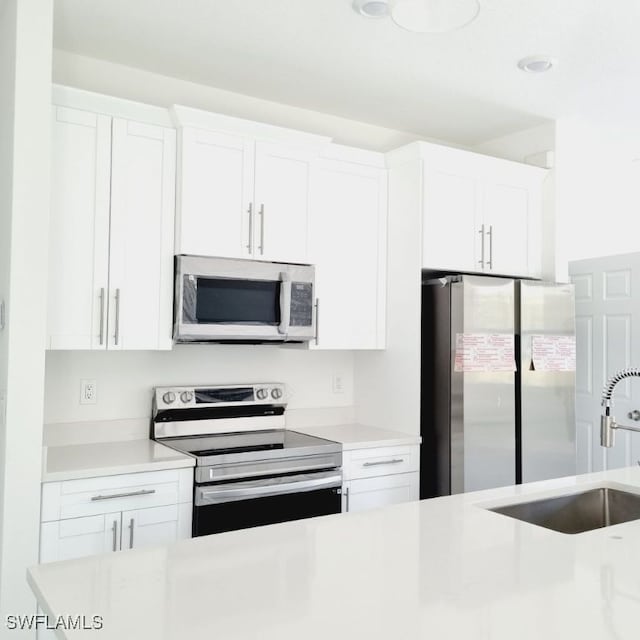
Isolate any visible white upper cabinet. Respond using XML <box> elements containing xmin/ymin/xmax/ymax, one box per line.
<box><xmin>399</xmin><ymin>142</ymin><xmax>545</xmax><ymax>278</ymax></box>
<box><xmin>48</xmin><ymin>106</ymin><xmax>112</xmax><ymax>350</ymax></box>
<box><xmin>48</xmin><ymin>89</ymin><xmax>176</xmax><ymax>350</ymax></box>
<box><xmin>253</xmin><ymin>141</ymin><xmax>313</xmax><ymax>264</ymax></box>
<box><xmin>176</xmin><ymin>128</ymin><xmax>254</xmax><ymax>259</ymax></box>
<box><xmin>309</xmin><ymin>147</ymin><xmax>387</xmax><ymax>350</ymax></box>
<box><xmin>423</xmin><ymin>152</ymin><xmax>480</xmax><ymax>273</ymax></box>
<box><xmin>481</xmin><ymin>160</ymin><xmax>542</xmax><ymax>278</ymax></box>
<box><xmin>173</xmin><ymin>106</ymin><xmax>329</xmax><ymax>264</ymax></box>
<box><xmin>108</xmin><ymin>119</ymin><xmax>176</xmax><ymax>350</ymax></box>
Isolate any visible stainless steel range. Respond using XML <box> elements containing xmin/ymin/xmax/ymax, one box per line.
<box><xmin>151</xmin><ymin>383</ymin><xmax>342</xmax><ymax>536</ymax></box>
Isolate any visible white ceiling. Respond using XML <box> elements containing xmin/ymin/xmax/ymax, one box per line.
<box><xmin>53</xmin><ymin>0</ymin><xmax>640</xmax><ymax>145</ymax></box>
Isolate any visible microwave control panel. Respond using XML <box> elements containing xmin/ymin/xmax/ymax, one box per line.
<box><xmin>290</xmin><ymin>282</ymin><xmax>314</xmax><ymax>327</ymax></box>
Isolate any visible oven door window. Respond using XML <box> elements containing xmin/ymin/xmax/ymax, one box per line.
<box><xmin>193</xmin><ymin>487</ymin><xmax>341</xmax><ymax>536</ymax></box>
<box><xmin>183</xmin><ymin>276</ymin><xmax>281</xmax><ymax>325</ymax></box>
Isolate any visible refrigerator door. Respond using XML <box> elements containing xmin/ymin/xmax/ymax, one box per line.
<box><xmin>518</xmin><ymin>281</ymin><xmax>576</xmax><ymax>483</ymax></box>
<box><xmin>451</xmin><ymin>276</ymin><xmax>516</xmax><ymax>493</ymax></box>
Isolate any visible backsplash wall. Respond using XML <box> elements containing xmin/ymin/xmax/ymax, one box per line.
<box><xmin>44</xmin><ymin>346</ymin><xmax>354</xmax><ymax>424</ymax></box>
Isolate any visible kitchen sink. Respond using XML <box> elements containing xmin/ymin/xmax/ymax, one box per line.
<box><xmin>488</xmin><ymin>486</ymin><xmax>640</xmax><ymax>534</ymax></box>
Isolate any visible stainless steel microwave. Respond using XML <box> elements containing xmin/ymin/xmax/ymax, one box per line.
<box><xmin>174</xmin><ymin>255</ymin><xmax>316</xmax><ymax>343</ymax></box>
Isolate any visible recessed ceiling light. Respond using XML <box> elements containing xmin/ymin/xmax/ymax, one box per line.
<box><xmin>390</xmin><ymin>0</ymin><xmax>480</xmax><ymax>33</ymax></box>
<box><xmin>353</xmin><ymin>0</ymin><xmax>390</xmax><ymax>18</ymax></box>
<box><xmin>517</xmin><ymin>55</ymin><xmax>557</xmax><ymax>73</ymax></box>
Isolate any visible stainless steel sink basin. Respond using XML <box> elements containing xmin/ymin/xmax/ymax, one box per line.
<box><xmin>488</xmin><ymin>487</ymin><xmax>640</xmax><ymax>534</ymax></box>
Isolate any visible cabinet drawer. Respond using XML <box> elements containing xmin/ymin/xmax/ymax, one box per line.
<box><xmin>41</xmin><ymin>468</ymin><xmax>193</xmax><ymax>522</ymax></box>
<box><xmin>343</xmin><ymin>471</ymin><xmax>420</xmax><ymax>513</ymax></box>
<box><xmin>343</xmin><ymin>445</ymin><xmax>419</xmax><ymax>481</ymax></box>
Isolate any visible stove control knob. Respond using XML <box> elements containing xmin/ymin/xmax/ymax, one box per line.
<box><xmin>162</xmin><ymin>391</ymin><xmax>176</xmax><ymax>405</ymax></box>
<box><xmin>271</xmin><ymin>388</ymin><xmax>283</xmax><ymax>400</ymax></box>
<box><xmin>180</xmin><ymin>391</ymin><xmax>193</xmax><ymax>404</ymax></box>
<box><xmin>256</xmin><ymin>388</ymin><xmax>269</xmax><ymax>400</ymax></box>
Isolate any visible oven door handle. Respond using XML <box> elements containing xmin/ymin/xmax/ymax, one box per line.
<box><xmin>278</xmin><ymin>272</ymin><xmax>291</xmax><ymax>336</ymax></box>
<box><xmin>196</xmin><ymin>472</ymin><xmax>342</xmax><ymax>505</ymax></box>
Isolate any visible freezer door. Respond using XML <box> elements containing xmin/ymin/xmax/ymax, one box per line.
<box><xmin>518</xmin><ymin>281</ymin><xmax>576</xmax><ymax>483</ymax></box>
<box><xmin>451</xmin><ymin>276</ymin><xmax>516</xmax><ymax>493</ymax></box>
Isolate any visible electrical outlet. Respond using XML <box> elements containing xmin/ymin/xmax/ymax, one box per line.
<box><xmin>80</xmin><ymin>379</ymin><xmax>97</xmax><ymax>405</ymax></box>
<box><xmin>332</xmin><ymin>375</ymin><xmax>345</xmax><ymax>394</ymax></box>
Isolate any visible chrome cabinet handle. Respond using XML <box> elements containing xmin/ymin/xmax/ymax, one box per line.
<box><xmin>486</xmin><ymin>225</ymin><xmax>493</xmax><ymax>269</ymax></box>
<box><xmin>362</xmin><ymin>458</ymin><xmax>404</xmax><ymax>467</ymax></box>
<box><xmin>112</xmin><ymin>519</ymin><xmax>118</xmax><ymax>552</ymax></box>
<box><xmin>246</xmin><ymin>202</ymin><xmax>253</xmax><ymax>253</ymax></box>
<box><xmin>128</xmin><ymin>518</ymin><xmax>135</xmax><ymax>549</ymax></box>
<box><xmin>91</xmin><ymin>489</ymin><xmax>156</xmax><ymax>502</ymax></box>
<box><xmin>345</xmin><ymin>486</ymin><xmax>350</xmax><ymax>513</ymax></box>
<box><xmin>258</xmin><ymin>203</ymin><xmax>265</xmax><ymax>255</ymax></box>
<box><xmin>314</xmin><ymin>298</ymin><xmax>320</xmax><ymax>346</ymax></box>
<box><xmin>628</xmin><ymin>410</ymin><xmax>640</xmax><ymax>421</ymax></box>
<box><xmin>478</xmin><ymin>224</ymin><xmax>485</xmax><ymax>269</ymax></box>
<box><xmin>98</xmin><ymin>288</ymin><xmax>105</xmax><ymax>345</ymax></box>
<box><xmin>114</xmin><ymin>288</ymin><xmax>121</xmax><ymax>346</ymax></box>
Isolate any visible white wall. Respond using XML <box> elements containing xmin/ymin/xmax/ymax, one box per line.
<box><xmin>52</xmin><ymin>50</ymin><xmax>423</xmax><ymax>152</ymax></box>
<box><xmin>45</xmin><ymin>347</ymin><xmax>354</xmax><ymax>424</ymax></box>
<box><xmin>555</xmin><ymin>116</ymin><xmax>640</xmax><ymax>281</ymax></box>
<box><xmin>0</xmin><ymin>0</ymin><xmax>52</xmax><ymax>625</ymax></box>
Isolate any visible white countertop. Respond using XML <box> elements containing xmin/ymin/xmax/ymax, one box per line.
<box><xmin>293</xmin><ymin>423</ymin><xmax>421</xmax><ymax>449</ymax></box>
<box><xmin>42</xmin><ymin>439</ymin><xmax>195</xmax><ymax>482</ymax></box>
<box><xmin>28</xmin><ymin>466</ymin><xmax>640</xmax><ymax>639</ymax></box>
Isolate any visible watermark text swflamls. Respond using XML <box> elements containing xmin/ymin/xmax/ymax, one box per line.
<box><xmin>6</xmin><ymin>614</ymin><xmax>103</xmax><ymax>631</ymax></box>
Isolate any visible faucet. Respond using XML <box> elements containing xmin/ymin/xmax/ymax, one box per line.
<box><xmin>601</xmin><ymin>368</ymin><xmax>640</xmax><ymax>447</ymax></box>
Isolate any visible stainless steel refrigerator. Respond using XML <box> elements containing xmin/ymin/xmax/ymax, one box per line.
<box><xmin>420</xmin><ymin>275</ymin><xmax>576</xmax><ymax>499</ymax></box>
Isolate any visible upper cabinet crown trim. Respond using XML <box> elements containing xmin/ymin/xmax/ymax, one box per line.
<box><xmin>386</xmin><ymin>140</ymin><xmax>548</xmax><ymax>181</ymax></box>
<box><xmin>52</xmin><ymin>84</ymin><xmax>174</xmax><ymax>128</ymax></box>
<box><xmin>171</xmin><ymin>104</ymin><xmax>331</xmax><ymax>150</ymax></box>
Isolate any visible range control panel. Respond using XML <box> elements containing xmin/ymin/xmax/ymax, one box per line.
<box><xmin>154</xmin><ymin>383</ymin><xmax>286</xmax><ymax>410</ymax></box>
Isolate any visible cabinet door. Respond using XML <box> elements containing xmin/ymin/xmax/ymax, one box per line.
<box><xmin>48</xmin><ymin>106</ymin><xmax>111</xmax><ymax>350</ymax></box>
<box><xmin>482</xmin><ymin>166</ymin><xmax>541</xmax><ymax>276</ymax></box>
<box><xmin>121</xmin><ymin>504</ymin><xmax>191</xmax><ymax>551</ymax></box>
<box><xmin>253</xmin><ymin>141</ymin><xmax>315</xmax><ymax>264</ymax></box>
<box><xmin>343</xmin><ymin>472</ymin><xmax>419</xmax><ymax>513</ymax></box>
<box><xmin>176</xmin><ymin>127</ymin><xmax>254</xmax><ymax>258</ymax></box>
<box><xmin>40</xmin><ymin>512</ymin><xmax>121</xmax><ymax>563</ymax></box>
<box><xmin>309</xmin><ymin>158</ymin><xmax>387</xmax><ymax>349</ymax></box>
<box><xmin>422</xmin><ymin>154</ymin><xmax>481</xmax><ymax>272</ymax></box>
<box><xmin>108</xmin><ymin>119</ymin><xmax>176</xmax><ymax>350</ymax></box>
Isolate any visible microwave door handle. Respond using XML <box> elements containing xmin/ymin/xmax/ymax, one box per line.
<box><xmin>278</xmin><ymin>272</ymin><xmax>291</xmax><ymax>336</ymax></box>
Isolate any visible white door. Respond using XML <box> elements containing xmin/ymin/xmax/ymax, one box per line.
<box><xmin>253</xmin><ymin>141</ymin><xmax>314</xmax><ymax>264</ymax></box>
<box><xmin>344</xmin><ymin>473</ymin><xmax>419</xmax><ymax>513</ymax></box>
<box><xmin>570</xmin><ymin>253</ymin><xmax>640</xmax><ymax>473</ymax></box>
<box><xmin>422</xmin><ymin>155</ymin><xmax>480</xmax><ymax>272</ymax></box>
<box><xmin>47</xmin><ymin>106</ymin><xmax>111</xmax><ymax>350</ymax></box>
<box><xmin>176</xmin><ymin>127</ymin><xmax>254</xmax><ymax>259</ymax></box>
<box><xmin>108</xmin><ymin>119</ymin><xmax>176</xmax><ymax>350</ymax></box>
<box><xmin>309</xmin><ymin>158</ymin><xmax>387</xmax><ymax>349</ymax></box>
<box><xmin>39</xmin><ymin>512</ymin><xmax>121</xmax><ymax>563</ymax></box>
<box><xmin>121</xmin><ymin>504</ymin><xmax>188</xmax><ymax>550</ymax></box>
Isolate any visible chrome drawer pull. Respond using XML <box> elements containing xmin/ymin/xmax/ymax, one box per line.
<box><xmin>128</xmin><ymin>518</ymin><xmax>135</xmax><ymax>549</ymax></box>
<box><xmin>362</xmin><ymin>458</ymin><xmax>404</xmax><ymax>467</ymax></box>
<box><xmin>111</xmin><ymin>519</ymin><xmax>118</xmax><ymax>552</ymax></box>
<box><xmin>91</xmin><ymin>489</ymin><xmax>156</xmax><ymax>502</ymax></box>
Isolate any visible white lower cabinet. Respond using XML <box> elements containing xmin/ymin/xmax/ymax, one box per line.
<box><xmin>343</xmin><ymin>473</ymin><xmax>420</xmax><ymax>513</ymax></box>
<box><xmin>39</xmin><ymin>469</ymin><xmax>193</xmax><ymax>563</ymax></box>
<box><xmin>341</xmin><ymin>444</ymin><xmax>420</xmax><ymax>513</ymax></box>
